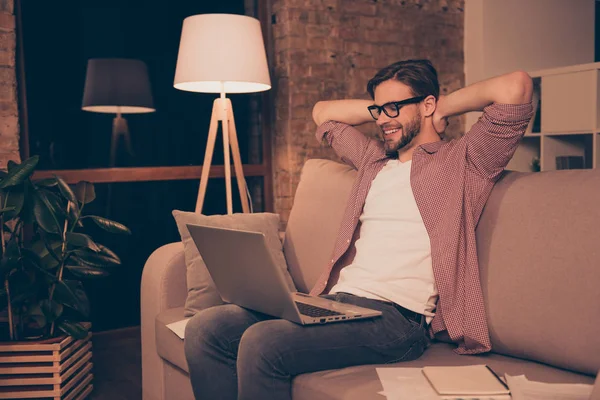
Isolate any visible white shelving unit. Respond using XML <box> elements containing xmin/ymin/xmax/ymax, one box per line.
<box><xmin>507</xmin><ymin>62</ymin><xmax>600</xmax><ymax>173</ymax></box>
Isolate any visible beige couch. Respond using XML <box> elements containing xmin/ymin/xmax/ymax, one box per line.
<box><xmin>141</xmin><ymin>159</ymin><xmax>600</xmax><ymax>400</ymax></box>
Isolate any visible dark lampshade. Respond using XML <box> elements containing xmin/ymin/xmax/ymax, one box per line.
<box><xmin>82</xmin><ymin>58</ymin><xmax>155</xmax><ymax>114</ymax></box>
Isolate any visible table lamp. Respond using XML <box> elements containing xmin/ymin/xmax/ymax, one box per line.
<box><xmin>173</xmin><ymin>13</ymin><xmax>271</xmax><ymax>214</ymax></box>
<box><xmin>82</xmin><ymin>58</ymin><xmax>155</xmax><ymax>167</ymax></box>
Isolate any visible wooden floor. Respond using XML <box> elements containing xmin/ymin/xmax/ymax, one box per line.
<box><xmin>90</xmin><ymin>326</ymin><xmax>142</xmax><ymax>400</ymax></box>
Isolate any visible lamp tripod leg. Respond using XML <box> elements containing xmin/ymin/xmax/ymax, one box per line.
<box><xmin>221</xmin><ymin>104</ymin><xmax>233</xmax><ymax>215</ymax></box>
<box><xmin>227</xmin><ymin>102</ymin><xmax>250</xmax><ymax>213</ymax></box>
<box><xmin>195</xmin><ymin>101</ymin><xmax>220</xmax><ymax>214</ymax></box>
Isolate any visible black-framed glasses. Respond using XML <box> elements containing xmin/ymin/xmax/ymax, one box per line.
<box><xmin>367</xmin><ymin>96</ymin><xmax>426</xmax><ymax>120</ymax></box>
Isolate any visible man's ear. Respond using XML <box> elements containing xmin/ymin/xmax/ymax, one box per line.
<box><xmin>422</xmin><ymin>95</ymin><xmax>436</xmax><ymax>117</ymax></box>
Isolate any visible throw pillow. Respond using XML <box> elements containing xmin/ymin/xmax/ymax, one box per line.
<box><xmin>172</xmin><ymin>210</ymin><xmax>297</xmax><ymax>317</ymax></box>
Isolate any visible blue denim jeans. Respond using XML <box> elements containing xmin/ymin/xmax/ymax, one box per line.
<box><xmin>184</xmin><ymin>292</ymin><xmax>428</xmax><ymax>400</ymax></box>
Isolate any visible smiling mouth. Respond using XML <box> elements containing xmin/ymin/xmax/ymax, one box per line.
<box><xmin>383</xmin><ymin>127</ymin><xmax>401</xmax><ymax>137</ymax></box>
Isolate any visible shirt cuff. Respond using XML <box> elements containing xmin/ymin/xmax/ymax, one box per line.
<box><xmin>483</xmin><ymin>102</ymin><xmax>534</xmax><ymax>124</ymax></box>
<box><xmin>315</xmin><ymin>120</ymin><xmax>345</xmax><ymax>142</ymax></box>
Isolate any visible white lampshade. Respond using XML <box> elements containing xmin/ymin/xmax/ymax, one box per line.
<box><xmin>82</xmin><ymin>58</ymin><xmax>155</xmax><ymax>114</ymax></box>
<box><xmin>173</xmin><ymin>14</ymin><xmax>271</xmax><ymax>94</ymax></box>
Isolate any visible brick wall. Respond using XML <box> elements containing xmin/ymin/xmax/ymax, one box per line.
<box><xmin>0</xmin><ymin>0</ymin><xmax>18</xmax><ymax>168</ymax></box>
<box><xmin>271</xmin><ymin>0</ymin><xmax>465</xmax><ymax>227</ymax></box>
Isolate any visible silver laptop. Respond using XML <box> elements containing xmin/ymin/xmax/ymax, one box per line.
<box><xmin>186</xmin><ymin>224</ymin><xmax>382</xmax><ymax>325</ymax></box>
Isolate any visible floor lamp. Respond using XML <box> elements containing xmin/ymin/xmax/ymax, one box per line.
<box><xmin>82</xmin><ymin>58</ymin><xmax>155</xmax><ymax>214</ymax></box>
<box><xmin>82</xmin><ymin>58</ymin><xmax>155</xmax><ymax>167</ymax></box>
<box><xmin>173</xmin><ymin>14</ymin><xmax>271</xmax><ymax>215</ymax></box>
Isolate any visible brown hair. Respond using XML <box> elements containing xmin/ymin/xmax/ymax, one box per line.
<box><xmin>367</xmin><ymin>59</ymin><xmax>439</xmax><ymax>99</ymax></box>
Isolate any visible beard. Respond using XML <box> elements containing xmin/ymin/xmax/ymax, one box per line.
<box><xmin>383</xmin><ymin>110</ymin><xmax>422</xmax><ymax>158</ymax></box>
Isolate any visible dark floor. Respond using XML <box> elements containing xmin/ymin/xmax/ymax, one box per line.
<box><xmin>90</xmin><ymin>326</ymin><xmax>142</xmax><ymax>400</ymax></box>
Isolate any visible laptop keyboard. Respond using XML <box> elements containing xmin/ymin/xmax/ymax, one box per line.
<box><xmin>295</xmin><ymin>302</ymin><xmax>343</xmax><ymax>317</ymax></box>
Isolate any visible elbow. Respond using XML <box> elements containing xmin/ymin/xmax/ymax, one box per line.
<box><xmin>506</xmin><ymin>70</ymin><xmax>533</xmax><ymax>104</ymax></box>
<box><xmin>312</xmin><ymin>101</ymin><xmax>325</xmax><ymax>126</ymax></box>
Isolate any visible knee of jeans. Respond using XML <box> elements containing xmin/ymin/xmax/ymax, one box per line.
<box><xmin>238</xmin><ymin>321</ymin><xmax>286</xmax><ymax>375</ymax></box>
<box><xmin>184</xmin><ymin>306</ymin><xmax>234</xmax><ymax>360</ymax></box>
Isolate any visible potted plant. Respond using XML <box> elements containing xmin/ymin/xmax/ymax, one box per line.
<box><xmin>0</xmin><ymin>155</ymin><xmax>130</xmax><ymax>399</ymax></box>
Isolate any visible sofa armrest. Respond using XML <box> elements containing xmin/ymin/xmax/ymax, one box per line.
<box><xmin>141</xmin><ymin>242</ymin><xmax>186</xmax><ymax>400</ymax></box>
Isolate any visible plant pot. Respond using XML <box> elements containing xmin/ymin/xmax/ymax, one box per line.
<box><xmin>0</xmin><ymin>327</ymin><xmax>93</xmax><ymax>399</ymax></box>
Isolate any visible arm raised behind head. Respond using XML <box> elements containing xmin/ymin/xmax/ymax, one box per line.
<box><xmin>312</xmin><ymin>99</ymin><xmax>374</xmax><ymax>126</ymax></box>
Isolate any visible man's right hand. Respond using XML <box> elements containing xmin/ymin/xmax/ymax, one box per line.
<box><xmin>312</xmin><ymin>99</ymin><xmax>374</xmax><ymax>126</ymax></box>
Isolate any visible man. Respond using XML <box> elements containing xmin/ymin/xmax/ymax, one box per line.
<box><xmin>184</xmin><ymin>59</ymin><xmax>533</xmax><ymax>400</ymax></box>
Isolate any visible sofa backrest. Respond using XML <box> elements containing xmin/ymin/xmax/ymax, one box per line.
<box><xmin>284</xmin><ymin>158</ymin><xmax>600</xmax><ymax>375</ymax></box>
<box><xmin>476</xmin><ymin>169</ymin><xmax>600</xmax><ymax>376</ymax></box>
<box><xmin>284</xmin><ymin>159</ymin><xmax>357</xmax><ymax>293</ymax></box>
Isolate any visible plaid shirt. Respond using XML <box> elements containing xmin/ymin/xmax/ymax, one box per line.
<box><xmin>310</xmin><ymin>103</ymin><xmax>533</xmax><ymax>354</ymax></box>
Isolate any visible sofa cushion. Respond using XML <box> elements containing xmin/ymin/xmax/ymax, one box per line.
<box><xmin>284</xmin><ymin>159</ymin><xmax>357</xmax><ymax>293</ymax></box>
<box><xmin>155</xmin><ymin>308</ymin><xmax>595</xmax><ymax>400</ymax></box>
<box><xmin>477</xmin><ymin>169</ymin><xmax>600</xmax><ymax>375</ymax></box>
<box><xmin>292</xmin><ymin>342</ymin><xmax>596</xmax><ymax>400</ymax></box>
<box><xmin>173</xmin><ymin>210</ymin><xmax>296</xmax><ymax>317</ymax></box>
<box><xmin>155</xmin><ymin>307</ymin><xmax>189</xmax><ymax>373</ymax></box>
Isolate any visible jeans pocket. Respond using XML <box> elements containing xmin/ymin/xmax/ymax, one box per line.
<box><xmin>367</xmin><ymin>322</ymin><xmax>424</xmax><ymax>363</ymax></box>
<box><xmin>396</xmin><ymin>336</ymin><xmax>426</xmax><ymax>363</ymax></box>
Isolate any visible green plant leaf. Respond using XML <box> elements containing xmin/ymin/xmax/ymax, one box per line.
<box><xmin>0</xmin><ymin>206</ymin><xmax>16</xmax><ymax>213</ymax></box>
<box><xmin>6</xmin><ymin>160</ymin><xmax>17</xmax><ymax>171</ymax></box>
<box><xmin>0</xmin><ymin>257</ymin><xmax>18</xmax><ymax>281</ymax></box>
<box><xmin>19</xmin><ymin>247</ymin><xmax>42</xmax><ymax>267</ymax></box>
<box><xmin>27</xmin><ymin>304</ymin><xmax>47</xmax><ymax>328</ymax></box>
<box><xmin>54</xmin><ymin>175</ymin><xmax>78</xmax><ymax>207</ymax></box>
<box><xmin>34</xmin><ymin>177</ymin><xmax>58</xmax><ymax>187</ymax></box>
<box><xmin>9</xmin><ymin>285</ymin><xmax>39</xmax><ymax>305</ymax></box>
<box><xmin>20</xmin><ymin>249</ymin><xmax>57</xmax><ymax>282</ymax></box>
<box><xmin>29</xmin><ymin>238</ymin><xmax>62</xmax><ymax>269</ymax></box>
<box><xmin>0</xmin><ymin>189</ymin><xmax>24</xmax><ymax>220</ymax></box>
<box><xmin>41</xmin><ymin>234</ymin><xmax>62</xmax><ymax>264</ymax></box>
<box><xmin>54</xmin><ymin>280</ymin><xmax>90</xmax><ymax>318</ymax></box>
<box><xmin>97</xmin><ymin>244</ymin><xmax>121</xmax><ymax>264</ymax></box>
<box><xmin>74</xmin><ymin>181</ymin><xmax>95</xmax><ymax>204</ymax></box>
<box><xmin>72</xmin><ymin>249</ymin><xmax>121</xmax><ymax>267</ymax></box>
<box><xmin>7</xmin><ymin>267</ymin><xmax>39</xmax><ymax>306</ymax></box>
<box><xmin>40</xmin><ymin>299</ymin><xmax>63</xmax><ymax>323</ymax></box>
<box><xmin>57</xmin><ymin>320</ymin><xmax>88</xmax><ymax>339</ymax></box>
<box><xmin>83</xmin><ymin>215</ymin><xmax>131</xmax><ymax>235</ymax></box>
<box><xmin>41</xmin><ymin>189</ymin><xmax>66</xmax><ymax>219</ymax></box>
<box><xmin>0</xmin><ymin>240</ymin><xmax>21</xmax><ymax>279</ymax></box>
<box><xmin>67</xmin><ymin>202</ymin><xmax>83</xmax><ymax>227</ymax></box>
<box><xmin>66</xmin><ymin>232</ymin><xmax>100</xmax><ymax>252</ymax></box>
<box><xmin>33</xmin><ymin>191</ymin><xmax>62</xmax><ymax>234</ymax></box>
<box><xmin>0</xmin><ymin>156</ymin><xmax>39</xmax><ymax>188</ymax></box>
<box><xmin>65</xmin><ymin>264</ymin><xmax>110</xmax><ymax>278</ymax></box>
<box><xmin>20</xmin><ymin>179</ymin><xmax>37</xmax><ymax>224</ymax></box>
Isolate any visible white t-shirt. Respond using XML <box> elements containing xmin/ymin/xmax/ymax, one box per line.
<box><xmin>329</xmin><ymin>159</ymin><xmax>438</xmax><ymax>322</ymax></box>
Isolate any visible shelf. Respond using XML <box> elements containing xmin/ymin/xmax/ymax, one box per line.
<box><xmin>528</xmin><ymin>61</ymin><xmax>600</xmax><ymax>78</ymax></box>
<box><xmin>515</xmin><ymin>62</ymin><xmax>600</xmax><ymax>172</ymax></box>
<box><xmin>508</xmin><ymin>136</ymin><xmax>540</xmax><ymax>173</ymax></box>
<box><xmin>541</xmin><ymin>135</ymin><xmax>593</xmax><ymax>171</ymax></box>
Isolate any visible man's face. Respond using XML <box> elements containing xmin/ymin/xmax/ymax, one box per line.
<box><xmin>373</xmin><ymin>80</ymin><xmax>423</xmax><ymax>157</ymax></box>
